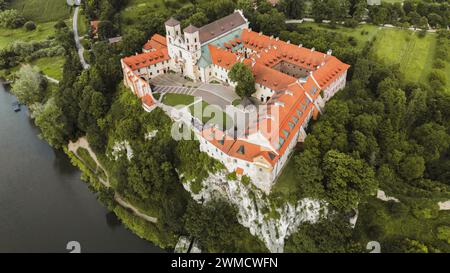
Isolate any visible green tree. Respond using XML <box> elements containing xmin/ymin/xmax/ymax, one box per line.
<box><xmin>278</xmin><ymin>0</ymin><xmax>305</xmax><ymax>19</ymax></box>
<box><xmin>33</xmin><ymin>98</ymin><xmax>67</xmax><ymax>148</ymax></box>
<box><xmin>399</xmin><ymin>155</ymin><xmax>425</xmax><ymax>181</ymax></box>
<box><xmin>11</xmin><ymin>65</ymin><xmax>46</xmax><ymax>105</ymax></box>
<box><xmin>312</xmin><ymin>0</ymin><xmax>328</xmax><ymax>23</ymax></box>
<box><xmin>228</xmin><ymin>62</ymin><xmax>256</xmax><ymax>98</ymax></box>
<box><xmin>121</xmin><ymin>28</ymin><xmax>147</xmax><ymax>56</ymax></box>
<box><xmin>183</xmin><ymin>12</ymin><xmax>208</xmax><ymax>28</ymax></box>
<box><xmin>413</xmin><ymin>123</ymin><xmax>450</xmax><ymax>161</ymax></box>
<box><xmin>97</xmin><ymin>20</ymin><xmax>117</xmax><ymax>40</ymax></box>
<box><xmin>323</xmin><ymin>150</ymin><xmax>377</xmax><ymax>211</ymax></box>
<box><xmin>256</xmin><ymin>9</ymin><xmax>286</xmax><ymax>36</ymax></box>
<box><xmin>184</xmin><ymin>200</ymin><xmax>267</xmax><ymax>252</ymax></box>
<box><xmin>0</xmin><ymin>0</ymin><xmax>8</xmax><ymax>11</ymax></box>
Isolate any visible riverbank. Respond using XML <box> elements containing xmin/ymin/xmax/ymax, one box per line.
<box><xmin>0</xmin><ymin>83</ymin><xmax>164</xmax><ymax>252</ymax></box>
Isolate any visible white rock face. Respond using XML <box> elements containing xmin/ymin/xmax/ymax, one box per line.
<box><xmin>183</xmin><ymin>171</ymin><xmax>327</xmax><ymax>253</ymax></box>
<box><xmin>111</xmin><ymin>141</ymin><xmax>134</xmax><ymax>161</ymax></box>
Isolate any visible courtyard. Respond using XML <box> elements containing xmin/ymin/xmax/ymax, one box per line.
<box><xmin>150</xmin><ymin>74</ymin><xmax>239</xmax><ymax>110</ymax></box>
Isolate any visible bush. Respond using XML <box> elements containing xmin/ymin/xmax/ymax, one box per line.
<box><xmin>344</xmin><ymin>19</ymin><xmax>358</xmax><ymax>28</ymax></box>
<box><xmin>0</xmin><ymin>9</ymin><xmax>26</xmax><ymax>28</ymax></box>
<box><xmin>429</xmin><ymin>69</ymin><xmax>447</xmax><ymax>86</ymax></box>
<box><xmin>433</xmin><ymin>59</ymin><xmax>446</xmax><ymax>69</ymax></box>
<box><xmin>24</xmin><ymin>21</ymin><xmax>36</xmax><ymax>31</ymax></box>
<box><xmin>437</xmin><ymin>226</ymin><xmax>450</xmax><ymax>244</ymax></box>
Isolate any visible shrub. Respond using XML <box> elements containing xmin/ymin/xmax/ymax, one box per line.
<box><xmin>24</xmin><ymin>21</ymin><xmax>36</xmax><ymax>31</ymax></box>
<box><xmin>433</xmin><ymin>59</ymin><xmax>446</xmax><ymax>69</ymax></box>
<box><xmin>344</xmin><ymin>19</ymin><xmax>358</xmax><ymax>28</ymax></box>
<box><xmin>429</xmin><ymin>69</ymin><xmax>447</xmax><ymax>86</ymax></box>
<box><xmin>0</xmin><ymin>9</ymin><xmax>26</xmax><ymax>28</ymax></box>
<box><xmin>437</xmin><ymin>226</ymin><xmax>450</xmax><ymax>244</ymax></box>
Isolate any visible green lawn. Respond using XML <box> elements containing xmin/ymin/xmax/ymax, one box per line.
<box><xmin>32</xmin><ymin>56</ymin><xmax>65</xmax><ymax>81</ymax></box>
<box><xmin>371</xmin><ymin>29</ymin><xmax>436</xmax><ymax>84</ymax></box>
<box><xmin>162</xmin><ymin>93</ymin><xmax>196</xmax><ymax>106</ymax></box>
<box><xmin>161</xmin><ymin>93</ymin><xmax>233</xmax><ymax>130</ymax></box>
<box><xmin>270</xmin><ymin>154</ymin><xmax>299</xmax><ymax>201</ymax></box>
<box><xmin>11</xmin><ymin>0</ymin><xmax>71</xmax><ymax>23</ymax></box>
<box><xmin>0</xmin><ymin>21</ymin><xmax>58</xmax><ymax>50</ymax></box>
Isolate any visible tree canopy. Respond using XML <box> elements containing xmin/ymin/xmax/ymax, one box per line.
<box><xmin>228</xmin><ymin>62</ymin><xmax>256</xmax><ymax>98</ymax></box>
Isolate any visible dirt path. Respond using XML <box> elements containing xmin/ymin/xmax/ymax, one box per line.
<box><xmin>68</xmin><ymin>137</ymin><xmax>158</xmax><ymax>223</ymax></box>
<box><xmin>68</xmin><ymin>137</ymin><xmax>109</xmax><ymax>187</ymax></box>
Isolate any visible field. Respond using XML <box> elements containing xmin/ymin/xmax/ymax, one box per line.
<box><xmin>10</xmin><ymin>0</ymin><xmax>71</xmax><ymax>23</ymax></box>
<box><xmin>297</xmin><ymin>22</ymin><xmax>444</xmax><ymax>87</ymax></box>
<box><xmin>0</xmin><ymin>21</ymin><xmax>58</xmax><ymax>50</ymax></box>
<box><xmin>371</xmin><ymin>28</ymin><xmax>436</xmax><ymax>84</ymax></box>
<box><xmin>32</xmin><ymin>56</ymin><xmax>65</xmax><ymax>81</ymax></box>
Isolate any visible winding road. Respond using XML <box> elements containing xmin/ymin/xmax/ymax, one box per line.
<box><xmin>73</xmin><ymin>6</ymin><xmax>90</xmax><ymax>70</ymax></box>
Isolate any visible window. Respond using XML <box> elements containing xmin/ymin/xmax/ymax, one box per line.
<box><xmin>195</xmin><ymin>38</ymin><xmax>197</xmax><ymax>43</ymax></box>
<box><xmin>282</xmin><ymin>129</ymin><xmax>289</xmax><ymax>138</ymax></box>
<box><xmin>279</xmin><ymin>137</ymin><xmax>285</xmax><ymax>147</ymax></box>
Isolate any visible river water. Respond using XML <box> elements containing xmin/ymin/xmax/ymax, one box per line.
<box><xmin>0</xmin><ymin>84</ymin><xmax>164</xmax><ymax>253</ymax></box>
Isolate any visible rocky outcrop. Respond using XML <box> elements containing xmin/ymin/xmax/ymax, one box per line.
<box><xmin>183</xmin><ymin>171</ymin><xmax>327</xmax><ymax>253</ymax></box>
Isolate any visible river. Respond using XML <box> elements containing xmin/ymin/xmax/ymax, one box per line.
<box><xmin>0</xmin><ymin>84</ymin><xmax>164</xmax><ymax>253</ymax></box>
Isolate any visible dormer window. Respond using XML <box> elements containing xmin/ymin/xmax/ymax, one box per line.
<box><xmin>237</xmin><ymin>145</ymin><xmax>245</xmax><ymax>154</ymax></box>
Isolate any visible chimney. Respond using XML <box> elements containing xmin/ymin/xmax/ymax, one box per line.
<box><xmin>311</xmin><ymin>47</ymin><xmax>315</xmax><ymax>52</ymax></box>
<box><xmin>327</xmin><ymin>49</ymin><xmax>332</xmax><ymax>55</ymax></box>
<box><xmin>287</xmin><ymin>40</ymin><xmax>290</xmax><ymax>44</ymax></box>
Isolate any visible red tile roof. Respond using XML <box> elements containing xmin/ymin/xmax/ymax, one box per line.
<box><xmin>143</xmin><ymin>34</ymin><xmax>167</xmax><ymax>51</ymax></box>
<box><xmin>252</xmin><ymin>62</ymin><xmax>297</xmax><ymax>91</ymax></box>
<box><xmin>142</xmin><ymin>94</ymin><xmax>154</xmax><ymax>107</ymax></box>
<box><xmin>122</xmin><ymin>48</ymin><xmax>169</xmax><ymax>70</ymax></box>
<box><xmin>209</xmin><ymin>44</ymin><xmax>238</xmax><ymax>70</ymax></box>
